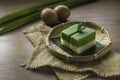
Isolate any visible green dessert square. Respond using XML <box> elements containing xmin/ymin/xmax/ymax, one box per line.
<box><xmin>70</xmin><ymin>28</ymin><xmax>96</xmax><ymax>47</ymax></box>
<box><xmin>60</xmin><ymin>22</ymin><xmax>96</xmax><ymax>54</ymax></box>
<box><xmin>61</xmin><ymin>24</ymin><xmax>78</xmax><ymax>43</ymax></box>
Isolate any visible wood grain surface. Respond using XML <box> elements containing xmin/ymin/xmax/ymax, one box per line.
<box><xmin>0</xmin><ymin>0</ymin><xmax>120</xmax><ymax>80</ymax></box>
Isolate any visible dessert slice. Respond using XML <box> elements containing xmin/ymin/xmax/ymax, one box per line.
<box><xmin>61</xmin><ymin>24</ymin><xmax>78</xmax><ymax>47</ymax></box>
<box><xmin>70</xmin><ymin>28</ymin><xmax>96</xmax><ymax>54</ymax></box>
<box><xmin>61</xmin><ymin>22</ymin><xmax>96</xmax><ymax>54</ymax></box>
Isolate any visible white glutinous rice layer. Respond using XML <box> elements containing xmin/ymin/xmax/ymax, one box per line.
<box><xmin>61</xmin><ymin>38</ymin><xmax>96</xmax><ymax>54</ymax></box>
<box><xmin>61</xmin><ymin>38</ymin><xmax>70</xmax><ymax>48</ymax></box>
<box><xmin>70</xmin><ymin>39</ymin><xmax>96</xmax><ymax>54</ymax></box>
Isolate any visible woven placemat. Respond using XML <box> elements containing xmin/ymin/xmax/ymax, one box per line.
<box><xmin>22</xmin><ymin>22</ymin><xmax>120</xmax><ymax>80</ymax></box>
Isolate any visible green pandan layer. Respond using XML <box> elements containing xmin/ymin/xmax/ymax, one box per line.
<box><xmin>70</xmin><ymin>28</ymin><xmax>96</xmax><ymax>47</ymax></box>
<box><xmin>61</xmin><ymin>24</ymin><xmax>78</xmax><ymax>42</ymax></box>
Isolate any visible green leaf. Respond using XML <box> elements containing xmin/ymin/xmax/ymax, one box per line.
<box><xmin>78</xmin><ymin>21</ymin><xmax>84</xmax><ymax>32</ymax></box>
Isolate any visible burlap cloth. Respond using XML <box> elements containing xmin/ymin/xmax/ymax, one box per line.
<box><xmin>22</xmin><ymin>22</ymin><xmax>120</xmax><ymax>80</ymax></box>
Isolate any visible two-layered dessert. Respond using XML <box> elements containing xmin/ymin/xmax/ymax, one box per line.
<box><xmin>61</xmin><ymin>22</ymin><xmax>96</xmax><ymax>54</ymax></box>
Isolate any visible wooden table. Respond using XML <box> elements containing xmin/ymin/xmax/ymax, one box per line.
<box><xmin>0</xmin><ymin>0</ymin><xmax>120</xmax><ymax>80</ymax></box>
